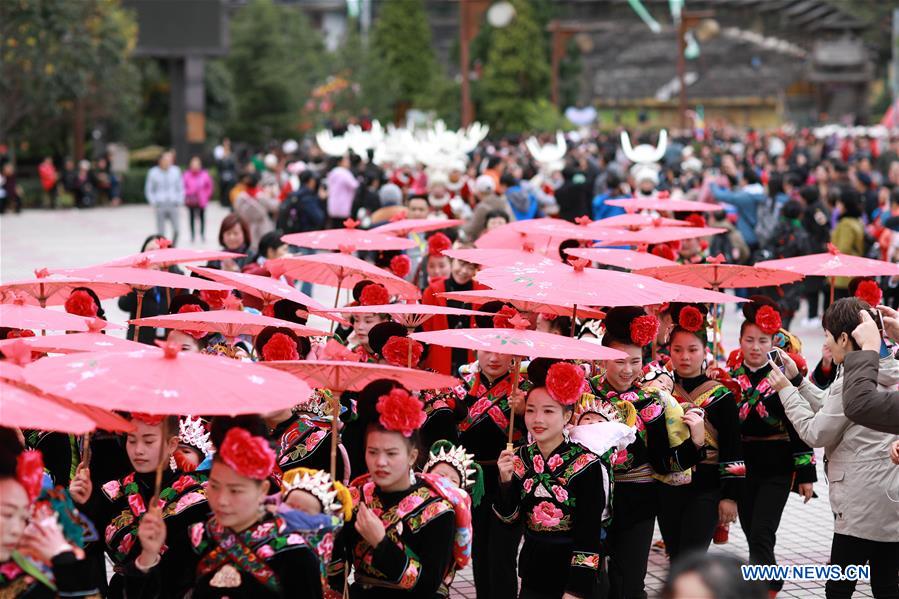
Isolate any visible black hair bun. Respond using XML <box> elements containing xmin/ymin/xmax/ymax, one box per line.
<box><xmin>603</xmin><ymin>306</ymin><xmax>646</xmax><ymax>344</ymax></box>
<box><xmin>741</xmin><ymin>295</ymin><xmax>781</xmax><ymax>323</ymax></box>
<box><xmin>169</xmin><ymin>293</ymin><xmax>210</xmax><ymax>315</ymax></box>
<box><xmin>368</xmin><ymin>321</ymin><xmax>408</xmax><ymax>356</ymax></box>
<box><xmin>255</xmin><ymin>326</ymin><xmax>311</xmax><ymax>359</ymax></box>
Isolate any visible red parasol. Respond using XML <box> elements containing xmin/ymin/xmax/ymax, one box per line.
<box><xmin>281</xmin><ymin>228</ymin><xmax>415</xmax><ymax>251</ymax></box>
<box><xmin>188</xmin><ymin>267</ymin><xmax>346</xmax><ymax>327</ymax></box>
<box><xmin>25</xmin><ymin>344</ymin><xmax>312</xmax><ymax>416</ymax></box>
<box><xmin>373</xmin><ymin>218</ymin><xmax>464</xmax><ymax>237</ymax></box>
<box><xmin>756</xmin><ymin>244</ymin><xmax>899</xmax><ymax>302</ymax></box>
<box><xmin>591</xmin><ymin>214</ymin><xmax>689</xmax><ymax>229</ymax></box>
<box><xmin>605</xmin><ymin>196</ymin><xmax>721</xmax><ymax>212</ymax></box>
<box><xmin>565</xmin><ymin>247</ymin><xmax>677</xmax><ymax>270</ymax></box>
<box><xmin>132</xmin><ymin>309</ymin><xmax>330</xmax><ymax>340</ymax></box>
<box><xmin>0</xmin><ymin>272</ymin><xmax>132</xmax><ymax>308</ymax></box>
<box><xmin>443</xmin><ymin>248</ymin><xmax>559</xmax><ymax>268</ymax></box>
<box><xmin>312</xmin><ymin>302</ymin><xmax>491</xmax><ymax>330</ymax></box>
<box><xmin>438</xmin><ymin>289</ymin><xmax>607</xmax><ymax>319</ymax></box>
<box><xmin>0</xmin><ymin>300</ymin><xmax>124</xmax><ymax>333</ymax></box>
<box><xmin>593</xmin><ymin>226</ymin><xmax>727</xmax><ymax>246</ymax></box>
<box><xmin>93</xmin><ymin>248</ymin><xmax>246</xmax><ymax>269</ymax></box>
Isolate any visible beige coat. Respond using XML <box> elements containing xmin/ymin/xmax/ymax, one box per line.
<box><xmin>778</xmin><ymin>357</ymin><xmax>899</xmax><ymax>542</ymax></box>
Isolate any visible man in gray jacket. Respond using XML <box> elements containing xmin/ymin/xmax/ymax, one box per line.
<box><xmin>844</xmin><ymin>307</ymin><xmax>899</xmax><ymax>434</ymax></box>
<box><xmin>144</xmin><ymin>150</ymin><xmax>184</xmax><ymax>245</ymax></box>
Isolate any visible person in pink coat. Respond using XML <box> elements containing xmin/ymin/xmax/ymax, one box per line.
<box><xmin>183</xmin><ymin>156</ymin><xmax>214</xmax><ymax>243</ymax></box>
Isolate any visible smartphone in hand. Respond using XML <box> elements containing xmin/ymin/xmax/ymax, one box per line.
<box><xmin>767</xmin><ymin>349</ymin><xmax>785</xmax><ymax>372</ymax></box>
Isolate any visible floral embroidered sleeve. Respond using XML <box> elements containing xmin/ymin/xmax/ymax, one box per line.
<box><xmin>369</xmin><ymin>507</ymin><xmax>455</xmax><ymax>593</ymax></box>
<box><xmin>565</xmin><ymin>457</ymin><xmax>606</xmax><ymax>597</ymax></box>
<box><xmin>706</xmin><ymin>390</ymin><xmax>745</xmax><ymax>501</ymax></box>
<box><xmin>493</xmin><ymin>449</ymin><xmax>525</xmax><ymax>524</ymax></box>
<box><xmin>785</xmin><ymin>418</ymin><xmax>817</xmax><ymax>484</ymax></box>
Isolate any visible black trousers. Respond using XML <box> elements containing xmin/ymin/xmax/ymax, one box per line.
<box><xmin>472</xmin><ymin>497</ymin><xmax>522</xmax><ymax>599</ymax></box>
<box><xmin>826</xmin><ymin>533</ymin><xmax>899</xmax><ymax>599</ymax></box>
<box><xmin>188</xmin><ymin>205</ymin><xmax>206</xmax><ymax>240</ymax></box>
<box><xmin>607</xmin><ymin>482</ymin><xmax>658</xmax><ymax>599</ymax></box>
<box><xmin>738</xmin><ymin>472</ymin><xmax>792</xmax><ymax>592</ymax></box>
<box><xmin>657</xmin><ymin>483</ymin><xmax>720</xmax><ymax>562</ymax></box>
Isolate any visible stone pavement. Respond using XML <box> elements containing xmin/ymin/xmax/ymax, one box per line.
<box><xmin>1</xmin><ymin>205</ymin><xmax>873</xmax><ymax>597</ymax></box>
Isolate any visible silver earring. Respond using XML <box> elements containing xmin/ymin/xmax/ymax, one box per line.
<box><xmin>562</xmin><ymin>427</ymin><xmax>571</xmax><ymax>443</ymax></box>
<box><xmin>409</xmin><ymin>468</ymin><xmax>416</xmax><ymax>485</ymax></box>
<box><xmin>169</xmin><ymin>456</ymin><xmax>177</xmax><ymax>472</ymax></box>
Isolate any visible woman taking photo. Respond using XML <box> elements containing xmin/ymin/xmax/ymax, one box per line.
<box><xmin>496</xmin><ymin>359</ymin><xmax>607</xmax><ymax>599</ymax></box>
<box><xmin>331</xmin><ymin>383</ymin><xmax>465</xmax><ymax>598</ymax></box>
<box><xmin>659</xmin><ymin>303</ymin><xmax>744</xmax><ymax>561</ymax></box>
<box><xmin>729</xmin><ymin>298</ymin><xmax>816</xmax><ymax>597</ymax></box>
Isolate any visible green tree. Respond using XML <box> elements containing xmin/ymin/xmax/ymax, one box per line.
<box><xmin>480</xmin><ymin>0</ymin><xmax>551</xmax><ymax>132</ymax></box>
<box><xmin>225</xmin><ymin>0</ymin><xmax>324</xmax><ymax>143</ymax></box>
<box><xmin>371</xmin><ymin>0</ymin><xmax>438</xmax><ymax>116</ymax></box>
<box><xmin>0</xmin><ymin>0</ymin><xmax>139</xmax><ymax>155</ymax></box>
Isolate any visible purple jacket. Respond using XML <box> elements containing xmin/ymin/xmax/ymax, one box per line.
<box><xmin>183</xmin><ymin>169</ymin><xmax>213</xmax><ymax>208</ymax></box>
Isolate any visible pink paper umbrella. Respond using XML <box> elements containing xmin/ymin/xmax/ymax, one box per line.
<box><xmin>0</xmin><ymin>300</ymin><xmax>124</xmax><ymax>332</ymax></box>
<box><xmin>593</xmin><ymin>225</ymin><xmax>727</xmax><ymax>246</ymax></box>
<box><xmin>0</xmin><ymin>332</ymin><xmax>146</xmax><ymax>355</ymax></box>
<box><xmin>93</xmin><ymin>248</ymin><xmax>246</xmax><ymax>269</ymax></box>
<box><xmin>267</xmin><ymin>252</ymin><xmax>420</xmax><ymax>307</ymax></box>
<box><xmin>605</xmin><ymin>196</ymin><xmax>721</xmax><ymax>212</ymax></box>
<box><xmin>281</xmin><ymin>228</ymin><xmax>415</xmax><ymax>251</ymax></box>
<box><xmin>25</xmin><ymin>344</ymin><xmax>312</xmax><ymax>416</ymax></box>
<box><xmin>565</xmin><ymin>247</ymin><xmax>677</xmax><ymax>270</ymax></box>
<box><xmin>757</xmin><ymin>243</ymin><xmax>899</xmax><ymax>302</ymax></box>
<box><xmin>312</xmin><ymin>302</ymin><xmax>491</xmax><ymax>330</ymax></box>
<box><xmin>636</xmin><ymin>262</ymin><xmax>804</xmax><ymax>290</ymax></box>
<box><xmin>590</xmin><ymin>214</ymin><xmax>689</xmax><ymax>229</ymax></box>
<box><xmin>0</xmin><ymin>271</ymin><xmax>132</xmax><ymax>307</ymax></box>
<box><xmin>438</xmin><ymin>289</ymin><xmax>607</xmax><ymax>319</ymax></box>
<box><xmin>443</xmin><ymin>248</ymin><xmax>559</xmax><ymax>268</ymax></box>
<box><xmin>508</xmin><ymin>217</ymin><xmax>601</xmax><ymax>241</ymax></box>
<box><xmin>188</xmin><ymin>267</ymin><xmax>346</xmax><ymax>327</ymax></box>
<box><xmin>373</xmin><ymin>218</ymin><xmax>464</xmax><ymax>237</ymax></box>
<box><xmin>55</xmin><ymin>266</ymin><xmax>232</xmax><ymax>341</ymax></box>
<box><xmin>132</xmin><ymin>309</ymin><xmax>330</xmax><ymax>340</ymax></box>
<box><xmin>474</xmin><ymin>223</ymin><xmax>559</xmax><ymax>254</ymax></box>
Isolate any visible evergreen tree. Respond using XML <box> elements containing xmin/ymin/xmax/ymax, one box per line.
<box><xmin>480</xmin><ymin>0</ymin><xmax>551</xmax><ymax>133</ymax></box>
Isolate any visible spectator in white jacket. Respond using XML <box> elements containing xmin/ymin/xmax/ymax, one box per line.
<box><xmin>767</xmin><ymin>297</ymin><xmax>899</xmax><ymax>599</ymax></box>
<box><xmin>144</xmin><ymin>151</ymin><xmax>184</xmax><ymax>245</ymax></box>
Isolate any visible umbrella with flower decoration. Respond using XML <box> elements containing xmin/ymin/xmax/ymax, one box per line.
<box><xmin>281</xmin><ymin>218</ymin><xmax>416</xmax><ymax>251</ymax></box>
<box><xmin>591</xmin><ymin>225</ymin><xmax>727</xmax><ymax>247</ymax></box>
<box><xmin>604</xmin><ymin>192</ymin><xmax>721</xmax><ymax>212</ymax></box>
<box><xmin>757</xmin><ymin>243</ymin><xmax>899</xmax><ymax>302</ymax></box>
<box><xmin>590</xmin><ymin>214</ymin><xmax>689</xmax><ymax>230</ymax></box>
<box><xmin>131</xmin><ymin>309</ymin><xmax>330</xmax><ymax>343</ymax></box>
<box><xmin>310</xmin><ymin>302</ymin><xmax>491</xmax><ymax>331</ymax></box>
<box><xmin>92</xmin><ymin>248</ymin><xmax>246</xmax><ymax>269</ymax></box>
<box><xmin>0</xmin><ymin>318</ymin><xmax>145</xmax><ymax>354</ymax></box>
<box><xmin>0</xmin><ymin>269</ymin><xmax>132</xmax><ymax>308</ymax></box>
<box><xmin>263</xmin><ymin>339</ymin><xmax>460</xmax><ymax>478</ymax></box>
<box><xmin>507</xmin><ymin>217</ymin><xmax>603</xmax><ymax>242</ymax></box>
<box><xmin>372</xmin><ymin>218</ymin><xmax>464</xmax><ymax>237</ymax></box>
<box><xmin>442</xmin><ymin>248</ymin><xmax>559</xmax><ymax>268</ymax></box>
<box><xmin>564</xmin><ymin>247</ymin><xmax>677</xmax><ymax>270</ymax></box>
<box><xmin>411</xmin><ymin>314</ymin><xmax>626</xmax><ymax>446</ymax></box>
<box><xmin>437</xmin><ymin>288</ymin><xmax>607</xmax><ymax>320</ymax></box>
<box><xmin>0</xmin><ymin>298</ymin><xmax>124</xmax><ymax>333</ymax></box>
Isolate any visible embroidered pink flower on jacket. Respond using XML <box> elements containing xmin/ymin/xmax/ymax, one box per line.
<box><xmin>547</xmin><ymin>454</ymin><xmax>564</xmax><ymax>471</ymax></box>
<box><xmin>531</xmin><ymin>501</ymin><xmax>564</xmax><ymax>528</ymax></box>
<box><xmin>532</xmin><ymin>454</ymin><xmax>545</xmax><ymax>473</ymax></box>
<box><xmin>552</xmin><ymin>485</ymin><xmax>569</xmax><ymax>502</ymax></box>
<box><xmin>398</xmin><ymin>494</ymin><xmax>425</xmax><ymax>516</ymax></box>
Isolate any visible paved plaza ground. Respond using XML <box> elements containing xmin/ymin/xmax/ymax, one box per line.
<box><xmin>1</xmin><ymin>204</ymin><xmax>871</xmax><ymax>597</ymax></box>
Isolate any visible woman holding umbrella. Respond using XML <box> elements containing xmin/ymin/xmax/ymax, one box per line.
<box><xmin>587</xmin><ymin>307</ymin><xmax>707</xmax><ymax>599</ymax></box>
<box><xmin>68</xmin><ymin>413</ymin><xmax>209</xmax><ymax>599</ymax></box>
<box><xmin>658</xmin><ymin>303</ymin><xmax>744</xmax><ymax>561</ymax></box>
<box><xmin>728</xmin><ymin>298</ymin><xmax>816</xmax><ymax>597</ymax></box>
<box><xmin>496</xmin><ymin>359</ymin><xmax>607</xmax><ymax>599</ymax></box>
<box><xmin>118</xmin><ymin>235</ymin><xmax>174</xmax><ymax>345</ymax></box>
<box><xmin>330</xmin><ymin>383</ymin><xmax>468</xmax><ymax>598</ymax></box>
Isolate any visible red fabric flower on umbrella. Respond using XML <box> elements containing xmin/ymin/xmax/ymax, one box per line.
<box><xmin>855</xmin><ymin>279</ymin><xmax>882</xmax><ymax>307</ymax></box>
<box><xmin>678</xmin><ymin>306</ymin><xmax>705</xmax><ymax>332</ymax></box>
<box><xmin>218</xmin><ymin>428</ymin><xmax>276</xmax><ymax>480</ymax></box>
<box><xmin>359</xmin><ymin>284</ymin><xmax>389</xmax><ymax>306</ymax></box>
<box><xmin>630</xmin><ymin>315</ymin><xmax>660</xmax><ymax>347</ymax></box>
<box><xmin>343</xmin><ymin>218</ymin><xmax>360</xmax><ymax>230</ymax></box>
<box><xmin>684</xmin><ymin>214</ymin><xmax>707</xmax><ymax>228</ymax></box>
<box><xmin>199</xmin><ymin>289</ymin><xmax>230</xmax><ymax>310</ymax></box>
<box><xmin>651</xmin><ymin>244</ymin><xmax>676</xmax><ymax>262</ymax></box>
<box><xmin>428</xmin><ymin>233</ymin><xmax>452</xmax><ymax>257</ymax></box>
<box><xmin>177</xmin><ymin>305</ymin><xmax>206</xmax><ymax>339</ymax></box>
<box><xmin>262</xmin><ymin>333</ymin><xmax>300</xmax><ymax>362</ymax></box>
<box><xmin>130</xmin><ymin>413</ymin><xmax>165</xmax><ymax>426</ymax></box>
<box><xmin>390</xmin><ymin>254</ymin><xmax>411</xmax><ymax>278</ymax></box>
<box><xmin>754</xmin><ymin>306</ymin><xmax>782</xmax><ymax>335</ymax></box>
<box><xmin>15</xmin><ymin>450</ymin><xmax>44</xmax><ymax>502</ymax></box>
<box><xmin>546</xmin><ymin>362</ymin><xmax>585</xmax><ymax>406</ymax></box>
<box><xmin>382</xmin><ymin>337</ymin><xmax>424</xmax><ymax>367</ymax></box>
<box><xmin>64</xmin><ymin>290</ymin><xmax>98</xmax><ymax>318</ymax></box>
<box><xmin>493</xmin><ymin>306</ymin><xmax>520</xmax><ymax>329</ymax></box>
<box><xmin>377</xmin><ymin>389</ymin><xmax>426</xmax><ymax>437</ymax></box>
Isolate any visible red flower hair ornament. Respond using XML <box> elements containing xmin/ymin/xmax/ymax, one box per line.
<box><xmin>684</xmin><ymin>214</ymin><xmax>707</xmax><ymax>228</ymax></box>
<box><xmin>390</xmin><ymin>254</ymin><xmax>411</xmax><ymax>278</ymax></box>
<box><xmin>16</xmin><ymin>450</ymin><xmax>44</xmax><ymax>503</ymax></box>
<box><xmin>428</xmin><ymin>233</ymin><xmax>452</xmax><ymax>257</ymax></box>
<box><xmin>262</xmin><ymin>332</ymin><xmax>300</xmax><ymax>362</ymax></box>
<box><xmin>359</xmin><ymin>284</ymin><xmax>389</xmax><ymax>307</ymax></box>
<box><xmin>678</xmin><ymin>306</ymin><xmax>705</xmax><ymax>333</ymax></box>
<box><xmin>218</xmin><ymin>428</ymin><xmax>276</xmax><ymax>480</ymax></box>
<box><xmin>855</xmin><ymin>280</ymin><xmax>882</xmax><ymax>307</ymax></box>
<box><xmin>754</xmin><ymin>306</ymin><xmax>782</xmax><ymax>336</ymax></box>
<box><xmin>382</xmin><ymin>336</ymin><xmax>423</xmax><ymax>367</ymax></box>
<box><xmin>630</xmin><ymin>315</ymin><xmax>660</xmax><ymax>347</ymax></box>
<box><xmin>545</xmin><ymin>362</ymin><xmax>585</xmax><ymax>406</ymax></box>
<box><xmin>177</xmin><ymin>304</ymin><xmax>207</xmax><ymax>339</ymax></box>
<box><xmin>130</xmin><ymin>413</ymin><xmax>165</xmax><ymax>426</ymax></box>
<box><xmin>493</xmin><ymin>306</ymin><xmax>520</xmax><ymax>329</ymax></box>
<box><xmin>199</xmin><ymin>289</ymin><xmax>230</xmax><ymax>310</ymax></box>
<box><xmin>376</xmin><ymin>388</ymin><xmax>426</xmax><ymax>437</ymax></box>
<box><xmin>64</xmin><ymin>290</ymin><xmax>98</xmax><ymax>318</ymax></box>
<box><xmin>651</xmin><ymin>244</ymin><xmax>676</xmax><ymax>262</ymax></box>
